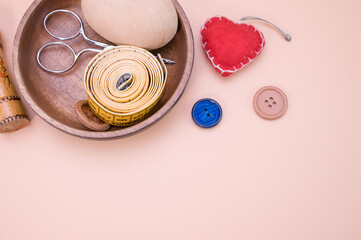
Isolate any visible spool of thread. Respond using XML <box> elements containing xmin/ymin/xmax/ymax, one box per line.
<box><xmin>0</xmin><ymin>33</ymin><xmax>29</xmax><ymax>133</ymax></box>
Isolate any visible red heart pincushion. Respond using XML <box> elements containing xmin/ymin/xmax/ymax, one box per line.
<box><xmin>201</xmin><ymin>16</ymin><xmax>265</xmax><ymax>77</ymax></box>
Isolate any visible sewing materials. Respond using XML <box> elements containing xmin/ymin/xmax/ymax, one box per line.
<box><xmin>0</xmin><ymin>33</ymin><xmax>29</xmax><ymax>133</ymax></box>
<box><xmin>37</xmin><ymin>10</ymin><xmax>170</xmax><ymax>127</ymax></box>
<box><xmin>253</xmin><ymin>86</ymin><xmax>287</xmax><ymax>120</ymax></box>
<box><xmin>84</xmin><ymin>46</ymin><xmax>167</xmax><ymax>126</ymax></box>
<box><xmin>192</xmin><ymin>98</ymin><xmax>222</xmax><ymax>128</ymax></box>
<box><xmin>74</xmin><ymin>100</ymin><xmax>110</xmax><ymax>131</ymax></box>
<box><xmin>37</xmin><ymin>9</ymin><xmax>175</xmax><ymax>74</ymax></box>
<box><xmin>14</xmin><ymin>0</ymin><xmax>194</xmax><ymax>138</ymax></box>
<box><xmin>81</xmin><ymin>0</ymin><xmax>178</xmax><ymax>50</ymax></box>
<box><xmin>201</xmin><ymin>16</ymin><xmax>291</xmax><ymax>77</ymax></box>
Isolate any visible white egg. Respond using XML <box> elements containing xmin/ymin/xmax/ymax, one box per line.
<box><xmin>81</xmin><ymin>0</ymin><xmax>178</xmax><ymax>50</ymax></box>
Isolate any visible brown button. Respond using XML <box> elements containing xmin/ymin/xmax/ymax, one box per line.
<box><xmin>253</xmin><ymin>86</ymin><xmax>288</xmax><ymax>120</ymax></box>
<box><xmin>74</xmin><ymin>100</ymin><xmax>111</xmax><ymax>131</ymax></box>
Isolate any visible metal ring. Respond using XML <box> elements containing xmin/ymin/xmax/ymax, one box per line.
<box><xmin>37</xmin><ymin>42</ymin><xmax>77</xmax><ymax>74</ymax></box>
<box><xmin>43</xmin><ymin>9</ymin><xmax>83</xmax><ymax>41</ymax></box>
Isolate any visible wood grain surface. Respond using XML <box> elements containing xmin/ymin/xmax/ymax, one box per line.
<box><xmin>12</xmin><ymin>0</ymin><xmax>194</xmax><ymax>139</ymax></box>
<box><xmin>0</xmin><ymin>35</ymin><xmax>29</xmax><ymax>133</ymax></box>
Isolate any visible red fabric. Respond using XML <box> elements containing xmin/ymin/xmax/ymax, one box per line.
<box><xmin>201</xmin><ymin>16</ymin><xmax>265</xmax><ymax>77</ymax></box>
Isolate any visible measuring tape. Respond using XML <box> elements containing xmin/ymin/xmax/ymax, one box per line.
<box><xmin>84</xmin><ymin>46</ymin><xmax>167</xmax><ymax>126</ymax></box>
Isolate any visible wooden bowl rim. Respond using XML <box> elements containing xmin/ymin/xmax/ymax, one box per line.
<box><xmin>12</xmin><ymin>0</ymin><xmax>194</xmax><ymax>140</ymax></box>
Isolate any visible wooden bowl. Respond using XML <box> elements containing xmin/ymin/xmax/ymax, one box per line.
<box><xmin>13</xmin><ymin>0</ymin><xmax>194</xmax><ymax>139</ymax></box>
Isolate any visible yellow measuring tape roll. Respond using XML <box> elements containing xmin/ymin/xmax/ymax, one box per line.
<box><xmin>84</xmin><ymin>46</ymin><xmax>167</xmax><ymax>126</ymax></box>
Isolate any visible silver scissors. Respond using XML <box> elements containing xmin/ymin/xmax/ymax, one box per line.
<box><xmin>37</xmin><ymin>9</ymin><xmax>175</xmax><ymax>74</ymax></box>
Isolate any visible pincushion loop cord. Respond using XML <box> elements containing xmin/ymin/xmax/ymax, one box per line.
<box><xmin>237</xmin><ymin>16</ymin><xmax>292</xmax><ymax>41</ymax></box>
<box><xmin>37</xmin><ymin>9</ymin><xmax>175</xmax><ymax>74</ymax></box>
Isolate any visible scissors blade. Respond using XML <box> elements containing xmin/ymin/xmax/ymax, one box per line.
<box><xmin>157</xmin><ymin>56</ymin><xmax>176</xmax><ymax>64</ymax></box>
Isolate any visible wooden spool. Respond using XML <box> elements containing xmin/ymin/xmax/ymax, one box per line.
<box><xmin>0</xmin><ymin>33</ymin><xmax>29</xmax><ymax>133</ymax></box>
<box><xmin>13</xmin><ymin>0</ymin><xmax>194</xmax><ymax>139</ymax></box>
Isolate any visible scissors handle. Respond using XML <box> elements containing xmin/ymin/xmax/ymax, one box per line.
<box><xmin>80</xmin><ymin>28</ymin><xmax>112</xmax><ymax>49</ymax></box>
<box><xmin>44</xmin><ymin>9</ymin><xmax>81</xmax><ymax>41</ymax></box>
<box><xmin>39</xmin><ymin>9</ymin><xmax>175</xmax><ymax>73</ymax></box>
<box><xmin>44</xmin><ymin>9</ymin><xmax>113</xmax><ymax>48</ymax></box>
<box><xmin>37</xmin><ymin>42</ymin><xmax>102</xmax><ymax>74</ymax></box>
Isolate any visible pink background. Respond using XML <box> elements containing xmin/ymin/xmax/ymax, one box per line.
<box><xmin>1</xmin><ymin>0</ymin><xmax>361</xmax><ymax>239</ymax></box>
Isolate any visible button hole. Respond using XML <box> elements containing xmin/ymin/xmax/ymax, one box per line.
<box><xmin>268</xmin><ymin>105</ymin><xmax>272</xmax><ymax>108</ymax></box>
<box><xmin>204</xmin><ymin>109</ymin><xmax>207</xmax><ymax>111</ymax></box>
<box><xmin>269</xmin><ymin>97</ymin><xmax>274</xmax><ymax>100</ymax></box>
<box><xmin>265</xmin><ymin>100</ymin><xmax>269</xmax><ymax>103</ymax></box>
<box><xmin>207</xmin><ymin>113</ymin><xmax>210</xmax><ymax>117</ymax></box>
<box><xmin>273</xmin><ymin>102</ymin><xmax>277</xmax><ymax>105</ymax></box>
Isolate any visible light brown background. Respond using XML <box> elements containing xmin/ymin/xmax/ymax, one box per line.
<box><xmin>1</xmin><ymin>0</ymin><xmax>361</xmax><ymax>239</ymax></box>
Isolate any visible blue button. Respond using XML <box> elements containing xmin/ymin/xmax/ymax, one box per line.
<box><xmin>192</xmin><ymin>98</ymin><xmax>222</xmax><ymax>128</ymax></box>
